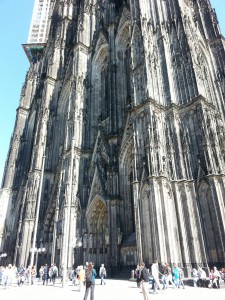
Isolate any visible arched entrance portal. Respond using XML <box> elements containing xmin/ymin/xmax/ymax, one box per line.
<box><xmin>85</xmin><ymin>196</ymin><xmax>108</xmax><ymax>268</ymax></box>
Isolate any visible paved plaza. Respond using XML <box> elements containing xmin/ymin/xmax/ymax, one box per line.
<box><xmin>1</xmin><ymin>278</ymin><xmax>225</xmax><ymax>300</ymax></box>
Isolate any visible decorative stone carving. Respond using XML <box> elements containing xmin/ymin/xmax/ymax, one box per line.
<box><xmin>83</xmin><ymin>233</ymin><xmax>88</xmax><ymax>248</ymax></box>
<box><xmin>2</xmin><ymin>0</ymin><xmax>225</xmax><ymax>272</ymax></box>
<box><xmin>105</xmin><ymin>227</ymin><xmax>109</xmax><ymax>245</ymax></box>
<box><xmin>88</xmin><ymin>233</ymin><xmax>93</xmax><ymax>248</ymax></box>
<box><xmin>117</xmin><ymin>228</ymin><xmax>123</xmax><ymax>245</ymax></box>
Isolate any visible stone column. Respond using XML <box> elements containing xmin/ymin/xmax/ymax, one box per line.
<box><xmin>51</xmin><ymin>183</ymin><xmax>60</xmax><ymax>264</ymax></box>
<box><xmin>107</xmin><ymin>199</ymin><xmax>120</xmax><ymax>276</ymax></box>
<box><xmin>132</xmin><ymin>181</ymin><xmax>143</xmax><ymax>263</ymax></box>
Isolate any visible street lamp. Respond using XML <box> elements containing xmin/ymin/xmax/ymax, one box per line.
<box><xmin>30</xmin><ymin>247</ymin><xmax>46</xmax><ymax>268</ymax></box>
<box><xmin>0</xmin><ymin>253</ymin><xmax>7</xmax><ymax>266</ymax></box>
<box><xmin>37</xmin><ymin>246</ymin><xmax>46</xmax><ymax>267</ymax></box>
<box><xmin>0</xmin><ymin>253</ymin><xmax>7</xmax><ymax>258</ymax></box>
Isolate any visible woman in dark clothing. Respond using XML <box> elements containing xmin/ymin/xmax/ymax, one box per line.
<box><xmin>135</xmin><ymin>264</ymin><xmax>141</xmax><ymax>288</ymax></box>
<box><xmin>140</xmin><ymin>262</ymin><xmax>150</xmax><ymax>300</ymax></box>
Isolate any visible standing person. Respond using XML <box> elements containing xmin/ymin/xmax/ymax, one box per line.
<box><xmin>159</xmin><ymin>262</ymin><xmax>168</xmax><ymax>289</ymax></box>
<box><xmin>165</xmin><ymin>263</ymin><xmax>175</xmax><ymax>288</ymax></box>
<box><xmin>12</xmin><ymin>265</ymin><xmax>18</xmax><ymax>286</ymax></box>
<box><xmin>178</xmin><ymin>267</ymin><xmax>185</xmax><ymax>289</ymax></box>
<box><xmin>200</xmin><ymin>268</ymin><xmax>207</xmax><ymax>288</ymax></box>
<box><xmin>72</xmin><ymin>266</ymin><xmax>78</xmax><ymax>286</ymax></box>
<box><xmin>197</xmin><ymin>267</ymin><xmax>203</xmax><ymax>287</ymax></box>
<box><xmin>192</xmin><ymin>268</ymin><xmax>199</xmax><ymax>287</ymax></box>
<box><xmin>135</xmin><ymin>264</ymin><xmax>142</xmax><ymax>288</ymax></box>
<box><xmin>173</xmin><ymin>265</ymin><xmax>180</xmax><ymax>288</ymax></box>
<box><xmin>140</xmin><ymin>262</ymin><xmax>150</xmax><ymax>300</ymax></box>
<box><xmin>213</xmin><ymin>266</ymin><xmax>220</xmax><ymax>288</ymax></box>
<box><xmin>51</xmin><ymin>263</ymin><xmax>58</xmax><ymax>285</ymax></box>
<box><xmin>99</xmin><ymin>264</ymin><xmax>107</xmax><ymax>285</ymax></box>
<box><xmin>48</xmin><ymin>265</ymin><xmax>53</xmax><ymax>283</ymax></box>
<box><xmin>151</xmin><ymin>259</ymin><xmax>162</xmax><ymax>294</ymax></box>
<box><xmin>7</xmin><ymin>264</ymin><xmax>13</xmax><ymax>286</ymax></box>
<box><xmin>39</xmin><ymin>266</ymin><xmax>44</xmax><ymax>282</ymax></box>
<box><xmin>2</xmin><ymin>266</ymin><xmax>8</xmax><ymax>289</ymax></box>
<box><xmin>17</xmin><ymin>265</ymin><xmax>25</xmax><ymax>286</ymax></box>
<box><xmin>209</xmin><ymin>269</ymin><xmax>214</xmax><ymax>288</ymax></box>
<box><xmin>83</xmin><ymin>262</ymin><xmax>97</xmax><ymax>300</ymax></box>
<box><xmin>42</xmin><ymin>264</ymin><xmax>49</xmax><ymax>285</ymax></box>
<box><xmin>0</xmin><ymin>266</ymin><xmax>3</xmax><ymax>285</ymax></box>
<box><xmin>78</xmin><ymin>265</ymin><xmax>85</xmax><ymax>292</ymax></box>
<box><xmin>25</xmin><ymin>266</ymin><xmax>31</xmax><ymax>283</ymax></box>
<box><xmin>2</xmin><ymin>265</ymin><xmax>12</xmax><ymax>289</ymax></box>
<box><xmin>31</xmin><ymin>265</ymin><xmax>36</xmax><ymax>285</ymax></box>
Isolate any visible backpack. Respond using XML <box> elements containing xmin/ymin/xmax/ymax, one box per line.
<box><xmin>52</xmin><ymin>267</ymin><xmax>57</xmax><ymax>275</ymax></box>
<box><xmin>85</xmin><ymin>270</ymin><xmax>93</xmax><ymax>287</ymax></box>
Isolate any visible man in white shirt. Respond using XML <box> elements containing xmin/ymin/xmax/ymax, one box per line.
<box><xmin>99</xmin><ymin>264</ymin><xmax>107</xmax><ymax>285</ymax></box>
<box><xmin>151</xmin><ymin>259</ymin><xmax>162</xmax><ymax>294</ymax></box>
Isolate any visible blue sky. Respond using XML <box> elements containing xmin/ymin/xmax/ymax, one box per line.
<box><xmin>0</xmin><ymin>0</ymin><xmax>225</xmax><ymax>185</ymax></box>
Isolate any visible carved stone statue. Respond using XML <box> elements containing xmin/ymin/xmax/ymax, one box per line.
<box><xmin>83</xmin><ymin>233</ymin><xmax>88</xmax><ymax>248</ymax></box>
<box><xmin>117</xmin><ymin>228</ymin><xmax>123</xmax><ymax>245</ymax></box>
<box><xmin>105</xmin><ymin>227</ymin><xmax>109</xmax><ymax>245</ymax></box>
<box><xmin>88</xmin><ymin>233</ymin><xmax>93</xmax><ymax>248</ymax></box>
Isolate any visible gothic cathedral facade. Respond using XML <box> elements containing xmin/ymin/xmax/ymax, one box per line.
<box><xmin>1</xmin><ymin>0</ymin><xmax>225</xmax><ymax>276</ymax></box>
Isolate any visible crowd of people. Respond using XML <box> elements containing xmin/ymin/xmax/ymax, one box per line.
<box><xmin>1</xmin><ymin>259</ymin><xmax>224</xmax><ymax>300</ymax></box>
<box><xmin>193</xmin><ymin>266</ymin><xmax>225</xmax><ymax>288</ymax></box>
<box><xmin>0</xmin><ymin>261</ymin><xmax>107</xmax><ymax>300</ymax></box>
<box><xmin>135</xmin><ymin>260</ymin><xmax>225</xmax><ymax>299</ymax></box>
<box><xmin>0</xmin><ymin>263</ymin><xmax>59</xmax><ymax>288</ymax></box>
<box><xmin>71</xmin><ymin>262</ymin><xmax>107</xmax><ymax>299</ymax></box>
<box><xmin>135</xmin><ymin>260</ymin><xmax>184</xmax><ymax>295</ymax></box>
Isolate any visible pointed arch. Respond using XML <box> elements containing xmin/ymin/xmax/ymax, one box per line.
<box><xmin>119</xmin><ymin>134</ymin><xmax>136</xmax><ymax>238</ymax></box>
<box><xmin>90</xmin><ymin>32</ymin><xmax>110</xmax><ymax>145</ymax></box>
<box><xmin>86</xmin><ymin>195</ymin><xmax>108</xmax><ymax>266</ymax></box>
<box><xmin>115</xmin><ymin>10</ymin><xmax>132</xmax><ymax>128</ymax></box>
<box><xmin>198</xmin><ymin>180</ymin><xmax>219</xmax><ymax>262</ymax></box>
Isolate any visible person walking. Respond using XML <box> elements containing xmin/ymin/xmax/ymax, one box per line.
<box><xmin>165</xmin><ymin>263</ymin><xmax>175</xmax><ymax>288</ymax></box>
<box><xmin>178</xmin><ymin>267</ymin><xmax>185</xmax><ymax>289</ymax></box>
<box><xmin>140</xmin><ymin>262</ymin><xmax>150</xmax><ymax>300</ymax></box>
<box><xmin>17</xmin><ymin>265</ymin><xmax>25</xmax><ymax>286</ymax></box>
<box><xmin>151</xmin><ymin>259</ymin><xmax>162</xmax><ymax>294</ymax></box>
<box><xmin>99</xmin><ymin>264</ymin><xmax>107</xmax><ymax>285</ymax></box>
<box><xmin>42</xmin><ymin>264</ymin><xmax>49</xmax><ymax>285</ymax></box>
<box><xmin>51</xmin><ymin>263</ymin><xmax>58</xmax><ymax>285</ymax></box>
<box><xmin>173</xmin><ymin>265</ymin><xmax>180</xmax><ymax>288</ymax></box>
<box><xmin>159</xmin><ymin>262</ymin><xmax>168</xmax><ymax>289</ymax></box>
<box><xmin>83</xmin><ymin>262</ymin><xmax>97</xmax><ymax>300</ymax></box>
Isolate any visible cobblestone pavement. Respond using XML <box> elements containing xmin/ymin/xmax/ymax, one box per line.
<box><xmin>1</xmin><ymin>278</ymin><xmax>225</xmax><ymax>300</ymax></box>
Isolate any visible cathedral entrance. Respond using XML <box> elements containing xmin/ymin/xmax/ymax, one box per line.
<box><xmin>84</xmin><ymin>196</ymin><xmax>108</xmax><ymax>268</ymax></box>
